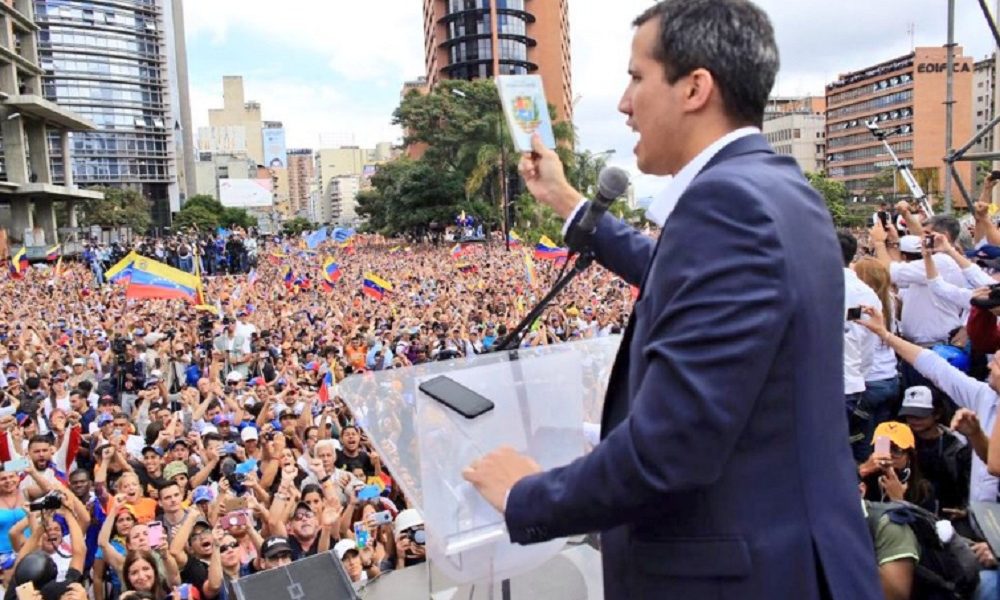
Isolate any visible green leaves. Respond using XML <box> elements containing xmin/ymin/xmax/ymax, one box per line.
<box><xmin>173</xmin><ymin>194</ymin><xmax>256</xmax><ymax>231</ymax></box>
<box><xmin>806</xmin><ymin>171</ymin><xmax>850</xmax><ymax>227</ymax></box>
<box><xmin>79</xmin><ymin>187</ymin><xmax>152</xmax><ymax>233</ymax></box>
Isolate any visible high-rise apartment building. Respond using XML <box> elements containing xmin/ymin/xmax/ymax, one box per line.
<box><xmin>422</xmin><ymin>0</ymin><xmax>572</xmax><ymax>122</ymax></box>
<box><xmin>0</xmin><ymin>0</ymin><xmax>101</xmax><ymax>247</ymax></box>
<box><xmin>287</xmin><ymin>148</ymin><xmax>313</xmax><ymax>219</ymax></box>
<box><xmin>825</xmin><ymin>46</ymin><xmax>974</xmax><ymax>200</ymax></box>
<box><xmin>34</xmin><ymin>0</ymin><xmax>195</xmax><ymax>227</ymax></box>
<box><xmin>973</xmin><ymin>56</ymin><xmax>995</xmax><ymax>155</ymax></box>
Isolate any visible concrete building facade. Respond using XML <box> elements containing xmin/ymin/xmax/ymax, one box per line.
<box><xmin>825</xmin><ymin>46</ymin><xmax>974</xmax><ymax>200</ymax></box>
<box><xmin>0</xmin><ymin>0</ymin><xmax>101</xmax><ymax>249</ymax></box>
<box><xmin>422</xmin><ymin>0</ymin><xmax>572</xmax><ymax>123</ymax></box>
<box><xmin>34</xmin><ymin>0</ymin><xmax>194</xmax><ymax>227</ymax></box>
<box><xmin>973</xmin><ymin>56</ymin><xmax>995</xmax><ymax>156</ymax></box>
<box><xmin>200</xmin><ymin>76</ymin><xmax>263</xmax><ymax>165</ymax></box>
<box><xmin>763</xmin><ymin>108</ymin><xmax>827</xmax><ymax>175</ymax></box>
<box><xmin>328</xmin><ymin>175</ymin><xmax>360</xmax><ymax>225</ymax></box>
<box><xmin>287</xmin><ymin>148</ymin><xmax>313</xmax><ymax>219</ymax></box>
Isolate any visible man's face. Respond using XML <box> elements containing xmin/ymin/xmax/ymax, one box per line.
<box><xmin>172</xmin><ymin>444</ymin><xmax>190</xmax><ymax>462</ymax></box>
<box><xmin>342</xmin><ymin>551</ymin><xmax>362</xmax><ymax>581</ymax></box>
<box><xmin>142</xmin><ymin>451</ymin><xmax>162</xmax><ymax>474</ymax></box>
<box><xmin>69</xmin><ymin>473</ymin><xmax>91</xmax><ymax>500</ymax></box>
<box><xmin>341</xmin><ymin>427</ymin><xmax>360</xmax><ymax>452</ymax></box>
<box><xmin>316</xmin><ymin>445</ymin><xmax>335</xmax><ymax>472</ymax></box>
<box><xmin>158</xmin><ymin>484</ymin><xmax>183</xmax><ymax>513</ymax></box>
<box><xmin>291</xmin><ymin>507</ymin><xmax>317</xmax><ymax>538</ymax></box>
<box><xmin>127</xmin><ymin>524</ymin><xmax>149</xmax><ymax>551</ymax></box>
<box><xmin>69</xmin><ymin>394</ymin><xmax>86</xmax><ymax>412</ymax></box>
<box><xmin>265</xmin><ymin>552</ymin><xmax>292</xmax><ymax>570</ymax></box>
<box><xmin>29</xmin><ymin>442</ymin><xmax>52</xmax><ymax>469</ymax></box>
<box><xmin>989</xmin><ymin>351</ymin><xmax>1000</xmax><ymax>393</ymax></box>
<box><xmin>618</xmin><ymin>19</ymin><xmax>688</xmax><ymax>176</ymax></box>
<box><xmin>904</xmin><ymin>415</ymin><xmax>936</xmax><ymax>436</ymax></box>
<box><xmin>189</xmin><ymin>526</ymin><xmax>214</xmax><ymax>558</ymax></box>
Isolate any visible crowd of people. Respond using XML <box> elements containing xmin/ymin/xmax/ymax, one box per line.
<box><xmin>4</xmin><ymin>173</ymin><xmax>1000</xmax><ymax>599</ymax></box>
<box><xmin>0</xmin><ymin>229</ymin><xmax>634</xmax><ymax>600</ymax></box>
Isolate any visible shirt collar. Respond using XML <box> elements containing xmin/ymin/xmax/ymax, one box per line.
<box><xmin>645</xmin><ymin>127</ymin><xmax>761</xmax><ymax>227</ymax></box>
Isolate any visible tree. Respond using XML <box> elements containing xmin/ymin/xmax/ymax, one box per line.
<box><xmin>806</xmin><ymin>171</ymin><xmax>850</xmax><ymax>227</ymax></box>
<box><xmin>282</xmin><ymin>217</ymin><xmax>312</xmax><ymax>236</ymax></box>
<box><xmin>172</xmin><ymin>194</ymin><xmax>256</xmax><ymax>231</ymax></box>
<box><xmin>863</xmin><ymin>168</ymin><xmax>896</xmax><ymax>201</ymax></box>
<box><xmin>78</xmin><ymin>187</ymin><xmax>152</xmax><ymax>233</ymax></box>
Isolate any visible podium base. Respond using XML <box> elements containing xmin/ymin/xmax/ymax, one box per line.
<box><xmin>358</xmin><ymin>544</ymin><xmax>603</xmax><ymax>600</ymax></box>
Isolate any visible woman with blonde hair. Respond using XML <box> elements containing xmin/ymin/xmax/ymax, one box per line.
<box><xmin>853</xmin><ymin>257</ymin><xmax>901</xmax><ymax>442</ymax></box>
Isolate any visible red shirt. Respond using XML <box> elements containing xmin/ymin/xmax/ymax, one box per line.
<box><xmin>967</xmin><ymin>306</ymin><xmax>1000</xmax><ymax>355</ymax></box>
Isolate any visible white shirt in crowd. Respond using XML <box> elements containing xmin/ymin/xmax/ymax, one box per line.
<box><xmin>914</xmin><ymin>350</ymin><xmax>998</xmax><ymax>502</ymax></box>
<box><xmin>890</xmin><ymin>255</ymin><xmax>966</xmax><ymax>345</ymax></box>
<box><xmin>868</xmin><ymin>296</ymin><xmax>900</xmax><ymax>382</ymax></box>
<box><xmin>844</xmin><ymin>268</ymin><xmax>882</xmax><ymax>395</ymax></box>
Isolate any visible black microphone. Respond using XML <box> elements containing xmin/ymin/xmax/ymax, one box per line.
<box><xmin>568</xmin><ymin>166</ymin><xmax>630</xmax><ymax>253</ymax></box>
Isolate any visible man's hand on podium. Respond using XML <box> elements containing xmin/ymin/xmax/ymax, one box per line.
<box><xmin>463</xmin><ymin>446</ymin><xmax>542</xmax><ymax>514</ymax></box>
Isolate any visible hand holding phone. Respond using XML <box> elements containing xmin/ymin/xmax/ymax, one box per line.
<box><xmin>846</xmin><ymin>307</ymin><xmax>862</xmax><ymax>321</ymax></box>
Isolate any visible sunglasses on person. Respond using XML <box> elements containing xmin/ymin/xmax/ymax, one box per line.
<box><xmin>220</xmin><ymin>542</ymin><xmax>239</xmax><ymax>552</ymax></box>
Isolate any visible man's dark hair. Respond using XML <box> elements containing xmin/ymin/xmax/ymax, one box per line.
<box><xmin>634</xmin><ymin>0</ymin><xmax>779</xmax><ymax>127</ymax></box>
<box><xmin>78</xmin><ymin>380</ymin><xmax>93</xmax><ymax>394</ymax></box>
<box><xmin>27</xmin><ymin>434</ymin><xmax>51</xmax><ymax>448</ymax></box>
<box><xmin>69</xmin><ymin>469</ymin><xmax>90</xmax><ymax>482</ymax></box>
<box><xmin>156</xmin><ymin>479</ymin><xmax>181</xmax><ymax>493</ymax></box>
<box><xmin>926</xmin><ymin>215</ymin><xmax>961</xmax><ymax>244</ymax></box>
<box><xmin>837</xmin><ymin>231</ymin><xmax>858</xmax><ymax>267</ymax></box>
<box><xmin>25</xmin><ymin>376</ymin><xmax>39</xmax><ymax>391</ymax></box>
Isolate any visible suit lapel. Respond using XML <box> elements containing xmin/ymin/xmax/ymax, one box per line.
<box><xmin>598</xmin><ymin>134</ymin><xmax>774</xmax><ymax>437</ymax></box>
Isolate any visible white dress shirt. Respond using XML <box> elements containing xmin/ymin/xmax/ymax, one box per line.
<box><xmin>844</xmin><ymin>268</ymin><xmax>882</xmax><ymax>395</ymax></box>
<box><xmin>891</xmin><ymin>255</ymin><xmax>966</xmax><ymax>344</ymax></box>
<box><xmin>914</xmin><ymin>350</ymin><xmax>998</xmax><ymax>502</ymax></box>
<box><xmin>562</xmin><ymin>127</ymin><xmax>761</xmax><ymax>235</ymax></box>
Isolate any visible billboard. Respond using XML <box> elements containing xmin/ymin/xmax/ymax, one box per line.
<box><xmin>219</xmin><ymin>178</ymin><xmax>274</xmax><ymax>208</ymax></box>
<box><xmin>263</xmin><ymin>127</ymin><xmax>287</xmax><ymax>168</ymax></box>
<box><xmin>197</xmin><ymin>126</ymin><xmax>247</xmax><ymax>154</ymax></box>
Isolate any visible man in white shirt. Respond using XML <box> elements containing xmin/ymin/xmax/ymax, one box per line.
<box><xmin>839</xmin><ymin>232</ymin><xmax>882</xmax><ymax>461</ymax></box>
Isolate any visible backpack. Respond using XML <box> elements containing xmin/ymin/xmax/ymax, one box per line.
<box><xmin>866</xmin><ymin>501</ymin><xmax>980</xmax><ymax>600</ymax></box>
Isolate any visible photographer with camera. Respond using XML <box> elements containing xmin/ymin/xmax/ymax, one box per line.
<box><xmin>211</xmin><ymin>321</ymin><xmax>249</xmax><ymax>381</ymax></box>
<box><xmin>9</xmin><ymin>490</ymin><xmax>85</xmax><ymax>584</ymax></box>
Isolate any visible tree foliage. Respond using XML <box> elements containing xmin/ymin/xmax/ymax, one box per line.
<box><xmin>78</xmin><ymin>187</ymin><xmax>152</xmax><ymax>233</ymax></box>
<box><xmin>282</xmin><ymin>217</ymin><xmax>312</xmax><ymax>236</ymax></box>
<box><xmin>806</xmin><ymin>171</ymin><xmax>850</xmax><ymax>227</ymax></box>
<box><xmin>173</xmin><ymin>194</ymin><xmax>256</xmax><ymax>231</ymax></box>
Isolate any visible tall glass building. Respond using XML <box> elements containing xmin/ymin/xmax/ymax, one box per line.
<box><xmin>33</xmin><ymin>0</ymin><xmax>194</xmax><ymax>227</ymax></box>
<box><xmin>423</xmin><ymin>0</ymin><xmax>572</xmax><ymax>122</ymax></box>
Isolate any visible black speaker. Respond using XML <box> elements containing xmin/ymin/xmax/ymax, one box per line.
<box><xmin>231</xmin><ymin>551</ymin><xmax>359</xmax><ymax>600</ymax></box>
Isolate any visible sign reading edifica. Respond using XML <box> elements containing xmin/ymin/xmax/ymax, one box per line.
<box><xmin>916</xmin><ymin>62</ymin><xmax>972</xmax><ymax>73</ymax></box>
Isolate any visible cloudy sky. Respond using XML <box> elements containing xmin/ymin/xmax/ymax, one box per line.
<box><xmin>183</xmin><ymin>0</ymin><xmax>995</xmax><ymax>199</ymax></box>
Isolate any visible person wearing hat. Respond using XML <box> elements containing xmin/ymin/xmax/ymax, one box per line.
<box><xmin>857</xmin><ymin>305</ymin><xmax>998</xmax><ymax>505</ymax></box>
<box><xmin>167</xmin><ymin>509</ymin><xmax>214</xmax><ymax>597</ymax></box>
<box><xmin>255</xmin><ymin>536</ymin><xmax>293</xmax><ymax>572</ymax></box>
<box><xmin>162</xmin><ymin>461</ymin><xmax>191</xmax><ymax>498</ymax></box>
<box><xmin>333</xmin><ymin>539</ymin><xmax>378</xmax><ymax>584</ymax></box>
<box><xmin>895</xmin><ymin>386</ymin><xmax>973</xmax><ymax>516</ymax></box>
<box><xmin>389</xmin><ymin>508</ymin><xmax>426</xmax><ymax>571</ymax></box>
<box><xmin>857</xmin><ymin>421</ymin><xmax>937</xmax><ymax>512</ymax></box>
<box><xmin>266</xmin><ymin>500</ymin><xmax>320</xmax><ymax>561</ymax></box>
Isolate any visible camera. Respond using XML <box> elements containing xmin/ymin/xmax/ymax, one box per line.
<box><xmin>29</xmin><ymin>491</ymin><xmax>62</xmax><ymax>512</ymax></box>
<box><xmin>924</xmin><ymin>234</ymin><xmax>935</xmax><ymax>249</ymax></box>
<box><xmin>111</xmin><ymin>336</ymin><xmax>129</xmax><ymax>366</ymax></box>
<box><xmin>405</xmin><ymin>528</ymin><xmax>426</xmax><ymax>545</ymax></box>
<box><xmin>991</xmin><ymin>170</ymin><xmax>1000</xmax><ymax>182</ymax></box>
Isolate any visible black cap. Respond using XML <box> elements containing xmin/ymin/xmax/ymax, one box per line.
<box><xmin>260</xmin><ymin>536</ymin><xmax>292</xmax><ymax>559</ymax></box>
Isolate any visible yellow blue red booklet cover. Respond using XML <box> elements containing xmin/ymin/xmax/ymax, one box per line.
<box><xmin>496</xmin><ymin>75</ymin><xmax>556</xmax><ymax>152</ymax></box>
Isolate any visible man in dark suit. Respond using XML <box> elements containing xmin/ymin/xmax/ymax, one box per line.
<box><xmin>462</xmin><ymin>1</ymin><xmax>882</xmax><ymax>598</ymax></box>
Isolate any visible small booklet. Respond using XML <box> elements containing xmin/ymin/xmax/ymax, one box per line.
<box><xmin>496</xmin><ymin>75</ymin><xmax>556</xmax><ymax>152</ymax></box>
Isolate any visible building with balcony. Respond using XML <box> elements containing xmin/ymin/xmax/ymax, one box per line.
<box><xmin>825</xmin><ymin>46</ymin><xmax>974</xmax><ymax>201</ymax></box>
<box><xmin>422</xmin><ymin>0</ymin><xmax>572</xmax><ymax>122</ymax></box>
<box><xmin>0</xmin><ymin>0</ymin><xmax>101</xmax><ymax>249</ymax></box>
<box><xmin>973</xmin><ymin>56</ymin><xmax>995</xmax><ymax>156</ymax></box>
<box><xmin>287</xmin><ymin>148</ymin><xmax>313</xmax><ymax>219</ymax></box>
<box><xmin>763</xmin><ymin>96</ymin><xmax>827</xmax><ymax>175</ymax></box>
<box><xmin>34</xmin><ymin>0</ymin><xmax>195</xmax><ymax>227</ymax></box>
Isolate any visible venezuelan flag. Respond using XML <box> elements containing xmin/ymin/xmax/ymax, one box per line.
<box><xmin>535</xmin><ymin>235</ymin><xmax>569</xmax><ymax>260</ymax></box>
<box><xmin>283</xmin><ymin>267</ymin><xmax>294</xmax><ymax>284</ymax></box>
<box><xmin>124</xmin><ymin>257</ymin><xmax>201</xmax><ymax>303</ymax></box>
<box><xmin>362</xmin><ymin>273</ymin><xmax>393</xmax><ymax>301</ymax></box>
<box><xmin>450</xmin><ymin>243</ymin><xmax>466</xmax><ymax>259</ymax></box>
<box><xmin>457</xmin><ymin>262</ymin><xmax>477</xmax><ymax>274</ymax></box>
<box><xmin>322</xmin><ymin>259</ymin><xmax>342</xmax><ymax>283</ymax></box>
<box><xmin>9</xmin><ymin>247</ymin><xmax>27</xmax><ymax>279</ymax></box>
<box><xmin>105</xmin><ymin>251</ymin><xmax>138</xmax><ymax>284</ymax></box>
<box><xmin>267</xmin><ymin>252</ymin><xmax>286</xmax><ymax>266</ymax></box>
<box><xmin>45</xmin><ymin>244</ymin><xmax>61</xmax><ymax>262</ymax></box>
<box><xmin>523</xmin><ymin>251</ymin><xmax>537</xmax><ymax>286</ymax></box>
<box><xmin>508</xmin><ymin>230</ymin><xmax>523</xmax><ymax>247</ymax></box>
<box><xmin>318</xmin><ymin>371</ymin><xmax>333</xmax><ymax>404</ymax></box>
<box><xmin>388</xmin><ymin>246</ymin><xmax>403</xmax><ymax>255</ymax></box>
<box><xmin>54</xmin><ymin>256</ymin><xmax>64</xmax><ymax>280</ymax></box>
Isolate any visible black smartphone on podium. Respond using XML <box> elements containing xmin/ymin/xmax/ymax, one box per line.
<box><xmin>419</xmin><ymin>375</ymin><xmax>495</xmax><ymax>419</ymax></box>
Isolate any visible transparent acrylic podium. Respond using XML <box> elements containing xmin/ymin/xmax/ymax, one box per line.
<box><xmin>337</xmin><ymin>336</ymin><xmax>620</xmax><ymax>598</ymax></box>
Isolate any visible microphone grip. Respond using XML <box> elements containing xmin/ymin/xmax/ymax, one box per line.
<box><xmin>568</xmin><ymin>195</ymin><xmax>613</xmax><ymax>253</ymax></box>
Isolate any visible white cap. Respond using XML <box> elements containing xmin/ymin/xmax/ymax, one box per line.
<box><xmin>334</xmin><ymin>539</ymin><xmax>359</xmax><ymax>560</ymax></box>
<box><xmin>149</xmin><ymin>369</ymin><xmax>163</xmax><ymax>379</ymax></box>
<box><xmin>200</xmin><ymin>424</ymin><xmax>218</xmax><ymax>436</ymax></box>
<box><xmin>899</xmin><ymin>235</ymin><xmax>922</xmax><ymax>254</ymax></box>
<box><xmin>72</xmin><ymin>358</ymin><xmax>86</xmax><ymax>366</ymax></box>
<box><xmin>899</xmin><ymin>386</ymin><xmax>934</xmax><ymax>417</ymax></box>
<box><xmin>394</xmin><ymin>508</ymin><xmax>424</xmax><ymax>537</ymax></box>
<box><xmin>226</xmin><ymin>371</ymin><xmax>244</xmax><ymax>383</ymax></box>
<box><xmin>240</xmin><ymin>427</ymin><xmax>259</xmax><ymax>442</ymax></box>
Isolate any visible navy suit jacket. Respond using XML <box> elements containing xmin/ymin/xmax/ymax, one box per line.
<box><xmin>505</xmin><ymin>135</ymin><xmax>881</xmax><ymax>599</ymax></box>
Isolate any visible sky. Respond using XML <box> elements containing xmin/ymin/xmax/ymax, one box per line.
<box><xmin>183</xmin><ymin>0</ymin><xmax>995</xmax><ymax>200</ymax></box>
